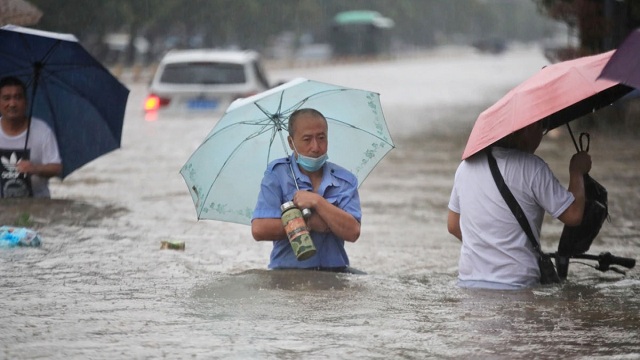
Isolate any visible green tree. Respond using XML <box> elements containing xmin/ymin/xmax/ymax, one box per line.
<box><xmin>26</xmin><ymin>0</ymin><xmax>555</xmax><ymax>64</ymax></box>
<box><xmin>534</xmin><ymin>0</ymin><xmax>640</xmax><ymax>56</ymax></box>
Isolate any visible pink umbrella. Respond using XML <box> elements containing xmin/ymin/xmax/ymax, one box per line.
<box><xmin>599</xmin><ymin>28</ymin><xmax>640</xmax><ymax>89</ymax></box>
<box><xmin>462</xmin><ymin>50</ymin><xmax>633</xmax><ymax>160</ymax></box>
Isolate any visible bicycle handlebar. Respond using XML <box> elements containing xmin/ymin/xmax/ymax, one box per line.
<box><xmin>548</xmin><ymin>251</ymin><xmax>635</xmax><ymax>276</ymax></box>
<box><xmin>569</xmin><ymin>252</ymin><xmax>636</xmax><ymax>270</ymax></box>
<box><xmin>605</xmin><ymin>253</ymin><xmax>635</xmax><ymax>269</ymax></box>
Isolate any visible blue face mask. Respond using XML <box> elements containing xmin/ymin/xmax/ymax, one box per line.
<box><xmin>291</xmin><ymin>141</ymin><xmax>328</xmax><ymax>172</ymax></box>
<box><xmin>296</xmin><ymin>152</ymin><xmax>328</xmax><ymax>172</ymax></box>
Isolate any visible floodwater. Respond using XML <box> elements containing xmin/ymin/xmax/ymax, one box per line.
<box><xmin>1</xmin><ymin>45</ymin><xmax>639</xmax><ymax>359</ymax></box>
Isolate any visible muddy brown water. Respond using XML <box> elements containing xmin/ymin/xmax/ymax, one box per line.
<box><xmin>1</xmin><ymin>45</ymin><xmax>638</xmax><ymax>359</ymax></box>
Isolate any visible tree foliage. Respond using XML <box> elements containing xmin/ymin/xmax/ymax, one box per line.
<box><xmin>534</xmin><ymin>0</ymin><xmax>640</xmax><ymax>57</ymax></box>
<box><xmin>27</xmin><ymin>0</ymin><xmax>556</xmax><ymax>64</ymax></box>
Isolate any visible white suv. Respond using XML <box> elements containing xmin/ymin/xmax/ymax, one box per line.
<box><xmin>144</xmin><ymin>49</ymin><xmax>270</xmax><ymax>117</ymax></box>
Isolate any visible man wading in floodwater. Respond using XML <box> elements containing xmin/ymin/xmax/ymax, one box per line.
<box><xmin>251</xmin><ymin>108</ymin><xmax>362</xmax><ymax>272</ymax></box>
<box><xmin>447</xmin><ymin>119</ymin><xmax>591</xmax><ymax>289</ymax></box>
<box><xmin>0</xmin><ymin>76</ymin><xmax>62</xmax><ymax>198</ymax></box>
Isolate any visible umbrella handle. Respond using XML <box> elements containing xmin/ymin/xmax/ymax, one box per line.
<box><xmin>566</xmin><ymin>123</ymin><xmax>580</xmax><ymax>153</ymax></box>
<box><xmin>565</xmin><ymin>123</ymin><xmax>591</xmax><ymax>153</ymax></box>
<box><xmin>579</xmin><ymin>133</ymin><xmax>590</xmax><ymax>152</ymax></box>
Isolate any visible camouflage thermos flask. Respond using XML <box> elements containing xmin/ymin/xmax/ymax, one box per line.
<box><xmin>280</xmin><ymin>201</ymin><xmax>317</xmax><ymax>261</ymax></box>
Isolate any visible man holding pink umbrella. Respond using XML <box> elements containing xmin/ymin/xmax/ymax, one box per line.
<box><xmin>445</xmin><ymin>49</ymin><xmax>633</xmax><ymax>290</ymax></box>
<box><xmin>447</xmin><ymin>119</ymin><xmax>592</xmax><ymax>290</ymax></box>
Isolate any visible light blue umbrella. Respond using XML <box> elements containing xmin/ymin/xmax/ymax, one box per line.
<box><xmin>180</xmin><ymin>77</ymin><xmax>395</xmax><ymax>224</ymax></box>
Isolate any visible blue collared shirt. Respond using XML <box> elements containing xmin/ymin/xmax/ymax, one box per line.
<box><xmin>252</xmin><ymin>155</ymin><xmax>361</xmax><ymax>269</ymax></box>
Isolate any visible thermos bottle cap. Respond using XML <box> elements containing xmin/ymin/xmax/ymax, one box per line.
<box><xmin>280</xmin><ymin>201</ymin><xmax>296</xmax><ymax>213</ymax></box>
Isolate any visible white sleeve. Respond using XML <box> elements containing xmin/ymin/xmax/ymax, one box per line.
<box><xmin>531</xmin><ymin>162</ymin><xmax>574</xmax><ymax>219</ymax></box>
<box><xmin>448</xmin><ymin>164</ymin><xmax>462</xmax><ymax>213</ymax></box>
<box><xmin>39</xmin><ymin>122</ymin><xmax>61</xmax><ymax>165</ymax></box>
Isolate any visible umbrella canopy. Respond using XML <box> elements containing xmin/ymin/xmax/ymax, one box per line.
<box><xmin>0</xmin><ymin>25</ymin><xmax>129</xmax><ymax>178</ymax></box>
<box><xmin>599</xmin><ymin>28</ymin><xmax>640</xmax><ymax>89</ymax></box>
<box><xmin>462</xmin><ymin>50</ymin><xmax>633</xmax><ymax>160</ymax></box>
<box><xmin>180</xmin><ymin>77</ymin><xmax>395</xmax><ymax>225</ymax></box>
<box><xmin>0</xmin><ymin>0</ymin><xmax>41</xmax><ymax>26</ymax></box>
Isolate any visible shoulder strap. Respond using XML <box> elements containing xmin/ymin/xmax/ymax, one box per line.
<box><xmin>485</xmin><ymin>149</ymin><xmax>541</xmax><ymax>251</ymax></box>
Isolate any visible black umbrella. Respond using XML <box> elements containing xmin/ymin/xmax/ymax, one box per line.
<box><xmin>0</xmin><ymin>25</ymin><xmax>129</xmax><ymax>178</ymax></box>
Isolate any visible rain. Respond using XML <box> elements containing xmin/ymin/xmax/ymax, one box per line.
<box><xmin>1</xmin><ymin>1</ymin><xmax>639</xmax><ymax>358</ymax></box>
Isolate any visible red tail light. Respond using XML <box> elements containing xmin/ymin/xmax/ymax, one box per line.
<box><xmin>144</xmin><ymin>94</ymin><xmax>170</xmax><ymax>111</ymax></box>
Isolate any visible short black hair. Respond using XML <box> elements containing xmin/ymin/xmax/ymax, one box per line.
<box><xmin>287</xmin><ymin>108</ymin><xmax>326</xmax><ymax>137</ymax></box>
<box><xmin>0</xmin><ymin>76</ymin><xmax>27</xmax><ymax>96</ymax></box>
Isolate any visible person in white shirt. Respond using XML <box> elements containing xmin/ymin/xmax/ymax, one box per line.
<box><xmin>447</xmin><ymin>120</ymin><xmax>591</xmax><ymax>289</ymax></box>
<box><xmin>0</xmin><ymin>76</ymin><xmax>61</xmax><ymax>198</ymax></box>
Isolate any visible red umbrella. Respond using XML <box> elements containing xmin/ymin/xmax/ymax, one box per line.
<box><xmin>462</xmin><ymin>50</ymin><xmax>633</xmax><ymax>160</ymax></box>
<box><xmin>599</xmin><ymin>28</ymin><xmax>640</xmax><ymax>89</ymax></box>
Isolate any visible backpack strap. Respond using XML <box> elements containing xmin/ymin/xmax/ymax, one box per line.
<box><xmin>485</xmin><ymin>148</ymin><xmax>542</xmax><ymax>252</ymax></box>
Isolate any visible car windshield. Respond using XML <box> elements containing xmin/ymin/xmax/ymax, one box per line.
<box><xmin>159</xmin><ymin>62</ymin><xmax>247</xmax><ymax>85</ymax></box>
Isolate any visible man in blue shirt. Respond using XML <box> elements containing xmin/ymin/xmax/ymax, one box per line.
<box><xmin>251</xmin><ymin>108</ymin><xmax>361</xmax><ymax>271</ymax></box>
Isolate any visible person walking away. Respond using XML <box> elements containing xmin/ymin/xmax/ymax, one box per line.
<box><xmin>447</xmin><ymin>120</ymin><xmax>591</xmax><ymax>289</ymax></box>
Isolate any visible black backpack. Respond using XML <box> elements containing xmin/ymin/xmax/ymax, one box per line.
<box><xmin>557</xmin><ymin>132</ymin><xmax>609</xmax><ymax>256</ymax></box>
<box><xmin>557</xmin><ymin>173</ymin><xmax>609</xmax><ymax>256</ymax></box>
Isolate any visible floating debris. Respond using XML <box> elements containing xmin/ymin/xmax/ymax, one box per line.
<box><xmin>160</xmin><ymin>240</ymin><xmax>185</xmax><ymax>251</ymax></box>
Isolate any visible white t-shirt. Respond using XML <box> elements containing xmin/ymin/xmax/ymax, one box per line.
<box><xmin>0</xmin><ymin>117</ymin><xmax>61</xmax><ymax>198</ymax></box>
<box><xmin>448</xmin><ymin>147</ymin><xmax>574</xmax><ymax>289</ymax></box>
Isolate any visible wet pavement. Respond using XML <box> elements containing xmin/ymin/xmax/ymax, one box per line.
<box><xmin>0</xmin><ymin>44</ymin><xmax>639</xmax><ymax>359</ymax></box>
